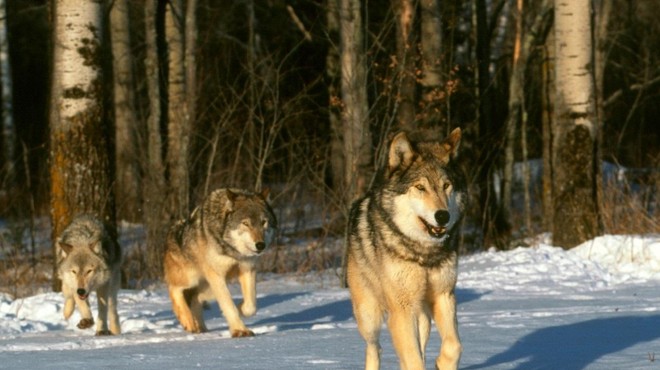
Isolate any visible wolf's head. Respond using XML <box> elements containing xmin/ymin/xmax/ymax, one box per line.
<box><xmin>57</xmin><ymin>240</ymin><xmax>109</xmax><ymax>300</ymax></box>
<box><xmin>383</xmin><ymin>128</ymin><xmax>466</xmax><ymax>244</ymax></box>
<box><xmin>205</xmin><ymin>188</ymin><xmax>277</xmax><ymax>257</ymax></box>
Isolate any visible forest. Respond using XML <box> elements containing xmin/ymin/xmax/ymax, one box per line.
<box><xmin>0</xmin><ymin>0</ymin><xmax>658</xmax><ymax>293</ymax></box>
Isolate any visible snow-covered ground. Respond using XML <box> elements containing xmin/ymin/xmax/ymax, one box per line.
<box><xmin>2</xmin><ymin>234</ymin><xmax>660</xmax><ymax>369</ymax></box>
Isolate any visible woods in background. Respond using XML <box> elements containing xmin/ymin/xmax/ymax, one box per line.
<box><xmin>0</xmin><ymin>0</ymin><xmax>658</xmax><ymax>285</ymax></box>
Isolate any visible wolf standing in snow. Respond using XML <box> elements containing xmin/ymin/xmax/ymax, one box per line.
<box><xmin>57</xmin><ymin>215</ymin><xmax>122</xmax><ymax>335</ymax></box>
<box><xmin>345</xmin><ymin>128</ymin><xmax>467</xmax><ymax>370</ymax></box>
<box><xmin>163</xmin><ymin>188</ymin><xmax>277</xmax><ymax>337</ymax></box>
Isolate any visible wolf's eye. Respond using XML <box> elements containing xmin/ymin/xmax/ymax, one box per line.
<box><xmin>86</xmin><ymin>269</ymin><xmax>93</xmax><ymax>275</ymax></box>
<box><xmin>71</xmin><ymin>269</ymin><xmax>77</xmax><ymax>275</ymax></box>
<box><xmin>443</xmin><ymin>182</ymin><xmax>452</xmax><ymax>191</ymax></box>
<box><xmin>242</xmin><ymin>220</ymin><xmax>250</xmax><ymax>227</ymax></box>
<box><xmin>415</xmin><ymin>184</ymin><xmax>426</xmax><ymax>192</ymax></box>
<box><xmin>262</xmin><ymin>220</ymin><xmax>268</xmax><ymax>227</ymax></box>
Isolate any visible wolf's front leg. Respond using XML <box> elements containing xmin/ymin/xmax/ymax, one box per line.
<box><xmin>237</xmin><ymin>263</ymin><xmax>257</xmax><ymax>317</ymax></box>
<box><xmin>206</xmin><ymin>269</ymin><xmax>253</xmax><ymax>338</ymax></box>
<box><xmin>73</xmin><ymin>294</ymin><xmax>94</xmax><ymax>330</ymax></box>
<box><xmin>61</xmin><ymin>285</ymin><xmax>76</xmax><ymax>320</ymax></box>
<box><xmin>433</xmin><ymin>292</ymin><xmax>461</xmax><ymax>370</ymax></box>
<box><xmin>388</xmin><ymin>307</ymin><xmax>425</xmax><ymax>370</ymax></box>
<box><xmin>95</xmin><ymin>285</ymin><xmax>110</xmax><ymax>335</ymax></box>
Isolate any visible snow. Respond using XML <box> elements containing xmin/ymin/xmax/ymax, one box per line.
<box><xmin>2</xmin><ymin>234</ymin><xmax>660</xmax><ymax>369</ymax></box>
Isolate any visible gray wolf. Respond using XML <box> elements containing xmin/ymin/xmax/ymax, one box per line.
<box><xmin>345</xmin><ymin>128</ymin><xmax>466</xmax><ymax>370</ymax></box>
<box><xmin>57</xmin><ymin>215</ymin><xmax>122</xmax><ymax>335</ymax></box>
<box><xmin>163</xmin><ymin>188</ymin><xmax>277</xmax><ymax>337</ymax></box>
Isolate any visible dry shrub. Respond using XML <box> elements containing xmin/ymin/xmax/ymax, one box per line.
<box><xmin>600</xmin><ymin>168</ymin><xmax>659</xmax><ymax>234</ymax></box>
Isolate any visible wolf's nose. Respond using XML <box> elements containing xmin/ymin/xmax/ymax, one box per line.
<box><xmin>255</xmin><ymin>242</ymin><xmax>266</xmax><ymax>252</ymax></box>
<box><xmin>77</xmin><ymin>288</ymin><xmax>87</xmax><ymax>296</ymax></box>
<box><xmin>435</xmin><ymin>210</ymin><xmax>450</xmax><ymax>226</ymax></box>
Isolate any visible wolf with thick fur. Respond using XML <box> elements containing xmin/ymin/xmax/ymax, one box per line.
<box><xmin>163</xmin><ymin>188</ymin><xmax>276</xmax><ymax>337</ymax></box>
<box><xmin>57</xmin><ymin>215</ymin><xmax>122</xmax><ymax>335</ymax></box>
<box><xmin>345</xmin><ymin>128</ymin><xmax>466</xmax><ymax>370</ymax></box>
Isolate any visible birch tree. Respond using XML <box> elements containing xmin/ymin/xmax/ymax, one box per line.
<box><xmin>552</xmin><ymin>0</ymin><xmax>601</xmax><ymax>248</ymax></box>
<box><xmin>339</xmin><ymin>0</ymin><xmax>371</xmax><ymax>204</ymax></box>
<box><xmin>110</xmin><ymin>0</ymin><xmax>140</xmax><ymax>221</ymax></box>
<box><xmin>50</xmin><ymin>0</ymin><xmax>116</xmax><ymax>291</ymax></box>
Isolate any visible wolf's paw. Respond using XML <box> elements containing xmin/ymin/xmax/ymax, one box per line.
<box><xmin>95</xmin><ymin>330</ymin><xmax>113</xmax><ymax>336</ymax></box>
<box><xmin>230</xmin><ymin>329</ymin><xmax>255</xmax><ymax>338</ymax></box>
<box><xmin>77</xmin><ymin>318</ymin><xmax>94</xmax><ymax>329</ymax></box>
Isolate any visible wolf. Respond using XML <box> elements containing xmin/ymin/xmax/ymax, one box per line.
<box><xmin>57</xmin><ymin>215</ymin><xmax>122</xmax><ymax>335</ymax></box>
<box><xmin>163</xmin><ymin>188</ymin><xmax>277</xmax><ymax>337</ymax></box>
<box><xmin>345</xmin><ymin>128</ymin><xmax>466</xmax><ymax>370</ymax></box>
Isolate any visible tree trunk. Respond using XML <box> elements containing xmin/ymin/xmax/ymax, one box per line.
<box><xmin>503</xmin><ymin>0</ymin><xmax>553</xmax><ymax>235</ymax></box>
<box><xmin>143</xmin><ymin>0</ymin><xmax>167</xmax><ymax>278</ymax></box>
<box><xmin>541</xmin><ymin>20</ymin><xmax>555</xmax><ymax>233</ymax></box>
<box><xmin>165</xmin><ymin>0</ymin><xmax>190</xmax><ymax>220</ymax></box>
<box><xmin>339</xmin><ymin>0</ymin><xmax>371</xmax><ymax>204</ymax></box>
<box><xmin>110</xmin><ymin>0</ymin><xmax>140</xmax><ymax>222</ymax></box>
<box><xmin>552</xmin><ymin>0</ymin><xmax>600</xmax><ymax>248</ymax></box>
<box><xmin>393</xmin><ymin>0</ymin><xmax>416</xmax><ymax>130</ymax></box>
<box><xmin>50</xmin><ymin>0</ymin><xmax>116</xmax><ymax>291</ymax></box>
<box><xmin>475</xmin><ymin>0</ymin><xmax>509</xmax><ymax>249</ymax></box>
<box><xmin>0</xmin><ymin>0</ymin><xmax>14</xmax><ymax>195</ymax></box>
<box><xmin>419</xmin><ymin>0</ymin><xmax>445</xmax><ymax>128</ymax></box>
<box><xmin>326</xmin><ymin>0</ymin><xmax>345</xmax><ymax>200</ymax></box>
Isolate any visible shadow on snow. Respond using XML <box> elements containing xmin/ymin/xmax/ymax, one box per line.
<box><xmin>464</xmin><ymin>314</ymin><xmax>660</xmax><ymax>370</ymax></box>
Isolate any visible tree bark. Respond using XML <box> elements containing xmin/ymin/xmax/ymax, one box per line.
<box><xmin>0</xmin><ymin>0</ymin><xmax>14</xmax><ymax>194</ymax></box>
<box><xmin>165</xmin><ymin>0</ymin><xmax>190</xmax><ymax>220</ymax></box>
<box><xmin>393</xmin><ymin>0</ymin><xmax>416</xmax><ymax>130</ymax></box>
<box><xmin>143</xmin><ymin>0</ymin><xmax>167</xmax><ymax>278</ymax></box>
<box><xmin>110</xmin><ymin>0</ymin><xmax>141</xmax><ymax>222</ymax></box>
<box><xmin>339</xmin><ymin>0</ymin><xmax>371</xmax><ymax>204</ymax></box>
<box><xmin>552</xmin><ymin>0</ymin><xmax>601</xmax><ymax>248</ymax></box>
<box><xmin>50</xmin><ymin>0</ymin><xmax>116</xmax><ymax>291</ymax></box>
<box><xmin>419</xmin><ymin>0</ymin><xmax>444</xmax><ymax>127</ymax></box>
<box><xmin>326</xmin><ymin>0</ymin><xmax>345</xmax><ymax>200</ymax></box>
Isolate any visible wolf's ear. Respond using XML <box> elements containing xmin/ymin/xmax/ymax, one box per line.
<box><xmin>389</xmin><ymin>132</ymin><xmax>415</xmax><ymax>171</ymax></box>
<box><xmin>442</xmin><ymin>127</ymin><xmax>461</xmax><ymax>159</ymax></box>
<box><xmin>88</xmin><ymin>240</ymin><xmax>102</xmax><ymax>254</ymax></box>
<box><xmin>225</xmin><ymin>189</ymin><xmax>237</xmax><ymax>211</ymax></box>
<box><xmin>58</xmin><ymin>241</ymin><xmax>74</xmax><ymax>257</ymax></box>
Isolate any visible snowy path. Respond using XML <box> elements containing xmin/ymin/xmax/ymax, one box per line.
<box><xmin>2</xmin><ymin>234</ymin><xmax>660</xmax><ymax>369</ymax></box>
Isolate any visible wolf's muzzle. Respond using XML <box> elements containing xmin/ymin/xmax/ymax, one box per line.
<box><xmin>255</xmin><ymin>242</ymin><xmax>266</xmax><ymax>252</ymax></box>
<box><xmin>77</xmin><ymin>288</ymin><xmax>88</xmax><ymax>299</ymax></box>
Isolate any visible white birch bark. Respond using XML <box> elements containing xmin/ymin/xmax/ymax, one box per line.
<box><xmin>554</xmin><ymin>0</ymin><xmax>596</xmax><ymax>134</ymax></box>
<box><xmin>52</xmin><ymin>0</ymin><xmax>103</xmax><ymax>121</ymax></box>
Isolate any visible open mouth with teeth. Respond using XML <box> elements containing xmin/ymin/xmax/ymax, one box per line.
<box><xmin>419</xmin><ymin>217</ymin><xmax>447</xmax><ymax>238</ymax></box>
<box><xmin>78</xmin><ymin>293</ymin><xmax>89</xmax><ymax>300</ymax></box>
